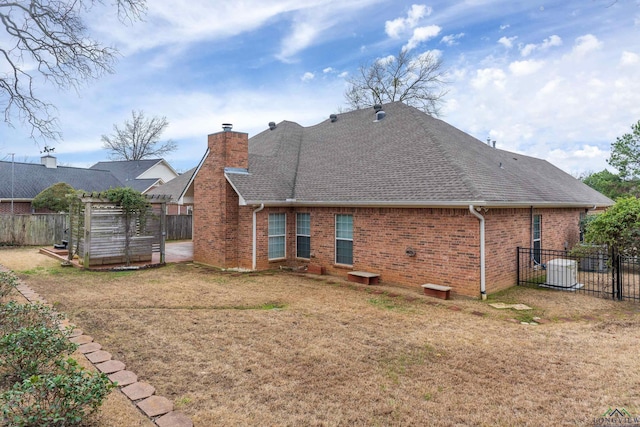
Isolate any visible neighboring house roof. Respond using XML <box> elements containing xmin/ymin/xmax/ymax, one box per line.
<box><xmin>146</xmin><ymin>167</ymin><xmax>196</xmax><ymax>203</ymax></box>
<box><xmin>0</xmin><ymin>159</ymin><xmax>123</xmax><ymax>200</ymax></box>
<box><xmin>89</xmin><ymin>159</ymin><xmax>179</xmax><ymax>193</ymax></box>
<box><xmin>224</xmin><ymin>102</ymin><xmax>613</xmax><ymax>208</ymax></box>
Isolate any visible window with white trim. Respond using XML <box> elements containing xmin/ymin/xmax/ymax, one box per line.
<box><xmin>533</xmin><ymin>214</ymin><xmax>542</xmax><ymax>265</ymax></box>
<box><xmin>296</xmin><ymin>213</ymin><xmax>310</xmax><ymax>259</ymax></box>
<box><xmin>335</xmin><ymin>214</ymin><xmax>353</xmax><ymax>265</ymax></box>
<box><xmin>268</xmin><ymin>213</ymin><xmax>286</xmax><ymax>259</ymax></box>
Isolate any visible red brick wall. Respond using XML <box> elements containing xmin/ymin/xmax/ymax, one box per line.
<box><xmin>246</xmin><ymin>207</ymin><xmax>482</xmax><ymax>296</ymax></box>
<box><xmin>0</xmin><ymin>202</ymin><xmax>32</xmax><ymax>214</ymax></box>
<box><xmin>195</xmin><ymin>201</ymin><xmax>586</xmax><ymax>297</ymax></box>
<box><xmin>484</xmin><ymin>207</ymin><xmax>584</xmax><ymax>293</ymax></box>
<box><xmin>245</xmin><ymin>206</ymin><xmax>585</xmax><ymax>297</ymax></box>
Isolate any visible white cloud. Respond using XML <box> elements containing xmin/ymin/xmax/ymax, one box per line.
<box><xmin>301</xmin><ymin>72</ymin><xmax>315</xmax><ymax>82</ymax></box>
<box><xmin>520</xmin><ymin>43</ymin><xmax>536</xmax><ymax>57</ymax></box>
<box><xmin>498</xmin><ymin>36</ymin><xmax>517</xmax><ymax>49</ymax></box>
<box><xmin>547</xmin><ymin>145</ymin><xmax>610</xmax><ymax>175</ymax></box>
<box><xmin>570</xmin><ymin>34</ymin><xmax>602</xmax><ymax>58</ymax></box>
<box><xmin>90</xmin><ymin>1</ymin><xmax>305</xmax><ymax>53</ymax></box>
<box><xmin>279</xmin><ymin>21</ymin><xmax>324</xmax><ymax>61</ymax></box>
<box><xmin>87</xmin><ymin>1</ymin><xmax>385</xmax><ymax>62</ymax></box>
<box><xmin>537</xmin><ymin>78</ymin><xmax>563</xmax><ymax>96</ymax></box>
<box><xmin>520</xmin><ymin>35</ymin><xmax>562</xmax><ymax>56</ymax></box>
<box><xmin>500</xmin><ymin>24</ymin><xmax>510</xmax><ymax>31</ymax></box>
<box><xmin>620</xmin><ymin>51</ymin><xmax>639</xmax><ymax>66</ymax></box>
<box><xmin>323</xmin><ymin>67</ymin><xmax>334</xmax><ymax>73</ymax></box>
<box><xmin>403</xmin><ymin>25</ymin><xmax>442</xmax><ymax>51</ymax></box>
<box><xmin>542</xmin><ymin>35</ymin><xmax>562</xmax><ymax>49</ymax></box>
<box><xmin>441</xmin><ymin>33</ymin><xmax>464</xmax><ymax>46</ymax></box>
<box><xmin>338</xmin><ymin>71</ymin><xmax>349</xmax><ymax>78</ymax></box>
<box><xmin>471</xmin><ymin>68</ymin><xmax>507</xmax><ymax>90</ymax></box>
<box><xmin>509</xmin><ymin>60</ymin><xmax>545</xmax><ymax>76</ymax></box>
<box><xmin>416</xmin><ymin>49</ymin><xmax>442</xmax><ymax>62</ymax></box>
<box><xmin>385</xmin><ymin>4</ymin><xmax>431</xmax><ymax>38</ymax></box>
<box><xmin>377</xmin><ymin>54</ymin><xmax>396</xmax><ymax>66</ymax></box>
<box><xmin>385</xmin><ymin>19</ymin><xmax>406</xmax><ymax>39</ymax></box>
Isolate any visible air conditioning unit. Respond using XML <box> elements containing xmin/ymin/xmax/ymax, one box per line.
<box><xmin>580</xmin><ymin>254</ymin><xmax>607</xmax><ymax>273</ymax></box>
<box><xmin>578</xmin><ymin>245</ymin><xmax>608</xmax><ymax>273</ymax></box>
<box><xmin>546</xmin><ymin>258</ymin><xmax>577</xmax><ymax>288</ymax></box>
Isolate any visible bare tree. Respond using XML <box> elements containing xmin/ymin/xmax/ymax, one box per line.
<box><xmin>0</xmin><ymin>0</ymin><xmax>146</xmax><ymax>140</ymax></box>
<box><xmin>344</xmin><ymin>49</ymin><xmax>448</xmax><ymax>116</ymax></box>
<box><xmin>102</xmin><ymin>110</ymin><xmax>176</xmax><ymax>160</ymax></box>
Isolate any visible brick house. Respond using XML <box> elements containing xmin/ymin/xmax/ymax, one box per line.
<box><xmin>191</xmin><ymin>102</ymin><xmax>613</xmax><ymax>298</ymax></box>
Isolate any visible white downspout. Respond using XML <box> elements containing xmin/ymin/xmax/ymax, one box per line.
<box><xmin>252</xmin><ymin>204</ymin><xmax>265</xmax><ymax>270</ymax></box>
<box><xmin>469</xmin><ymin>205</ymin><xmax>487</xmax><ymax>300</ymax></box>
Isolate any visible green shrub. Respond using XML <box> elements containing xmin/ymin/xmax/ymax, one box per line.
<box><xmin>31</xmin><ymin>182</ymin><xmax>76</xmax><ymax>213</ymax></box>
<box><xmin>0</xmin><ymin>271</ymin><xmax>18</xmax><ymax>299</ymax></box>
<box><xmin>1</xmin><ymin>358</ymin><xmax>114</xmax><ymax>427</ymax></box>
<box><xmin>0</xmin><ymin>302</ymin><xmax>65</xmax><ymax>337</ymax></box>
<box><xmin>0</xmin><ymin>327</ymin><xmax>77</xmax><ymax>379</ymax></box>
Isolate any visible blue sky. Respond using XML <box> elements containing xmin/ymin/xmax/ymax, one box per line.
<box><xmin>0</xmin><ymin>0</ymin><xmax>639</xmax><ymax>177</ymax></box>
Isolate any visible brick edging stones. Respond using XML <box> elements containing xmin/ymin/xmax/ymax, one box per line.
<box><xmin>11</xmin><ymin>278</ymin><xmax>193</xmax><ymax>427</ymax></box>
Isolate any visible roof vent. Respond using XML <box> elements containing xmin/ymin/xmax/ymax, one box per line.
<box><xmin>373</xmin><ymin>104</ymin><xmax>382</xmax><ymax>112</ymax></box>
<box><xmin>330</xmin><ymin>114</ymin><xmax>338</xmax><ymax>123</ymax></box>
<box><xmin>268</xmin><ymin>122</ymin><xmax>277</xmax><ymax>130</ymax></box>
<box><xmin>222</xmin><ymin>123</ymin><xmax>233</xmax><ymax>132</ymax></box>
<box><xmin>374</xmin><ymin>110</ymin><xmax>386</xmax><ymax>122</ymax></box>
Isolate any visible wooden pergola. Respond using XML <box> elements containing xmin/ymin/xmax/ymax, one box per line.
<box><xmin>67</xmin><ymin>194</ymin><xmax>169</xmax><ymax>267</ymax></box>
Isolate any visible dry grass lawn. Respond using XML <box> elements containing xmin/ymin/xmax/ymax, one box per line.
<box><xmin>2</xmin><ymin>247</ymin><xmax>640</xmax><ymax>426</ymax></box>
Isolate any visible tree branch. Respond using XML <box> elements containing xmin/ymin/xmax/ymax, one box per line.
<box><xmin>0</xmin><ymin>0</ymin><xmax>145</xmax><ymax>141</ymax></box>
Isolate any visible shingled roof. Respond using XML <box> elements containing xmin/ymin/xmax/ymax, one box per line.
<box><xmin>225</xmin><ymin>101</ymin><xmax>612</xmax><ymax>208</ymax></box>
<box><xmin>0</xmin><ymin>160</ymin><xmax>123</xmax><ymax>200</ymax></box>
<box><xmin>146</xmin><ymin>167</ymin><xmax>196</xmax><ymax>202</ymax></box>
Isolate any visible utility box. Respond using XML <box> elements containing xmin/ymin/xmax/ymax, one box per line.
<box><xmin>546</xmin><ymin>259</ymin><xmax>577</xmax><ymax>288</ymax></box>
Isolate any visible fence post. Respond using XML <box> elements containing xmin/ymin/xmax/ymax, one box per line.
<box><xmin>610</xmin><ymin>247</ymin><xmax>615</xmax><ymax>300</ymax></box>
<box><xmin>610</xmin><ymin>247</ymin><xmax>621</xmax><ymax>301</ymax></box>
<box><xmin>615</xmin><ymin>248</ymin><xmax>623</xmax><ymax>301</ymax></box>
<box><xmin>516</xmin><ymin>247</ymin><xmax>521</xmax><ymax>286</ymax></box>
<box><xmin>160</xmin><ymin>202</ymin><xmax>166</xmax><ymax>264</ymax></box>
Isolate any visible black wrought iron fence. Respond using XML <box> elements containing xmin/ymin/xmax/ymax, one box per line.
<box><xmin>517</xmin><ymin>247</ymin><xmax>640</xmax><ymax>302</ymax></box>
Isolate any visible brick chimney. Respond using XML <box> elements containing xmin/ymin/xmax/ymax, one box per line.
<box><xmin>193</xmin><ymin>125</ymin><xmax>249</xmax><ymax>268</ymax></box>
<box><xmin>206</xmin><ymin>125</ymin><xmax>248</xmax><ymax>171</ymax></box>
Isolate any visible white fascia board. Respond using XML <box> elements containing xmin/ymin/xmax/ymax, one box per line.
<box><xmin>182</xmin><ymin>149</ymin><xmax>210</xmax><ymax>201</ymax></box>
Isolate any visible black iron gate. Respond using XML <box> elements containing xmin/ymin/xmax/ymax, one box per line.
<box><xmin>516</xmin><ymin>247</ymin><xmax>640</xmax><ymax>302</ymax></box>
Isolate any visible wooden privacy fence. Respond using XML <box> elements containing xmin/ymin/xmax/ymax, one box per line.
<box><xmin>0</xmin><ymin>213</ymin><xmax>190</xmax><ymax>246</ymax></box>
<box><xmin>0</xmin><ymin>214</ymin><xmax>68</xmax><ymax>246</ymax></box>
<box><xmin>166</xmin><ymin>215</ymin><xmax>192</xmax><ymax>240</ymax></box>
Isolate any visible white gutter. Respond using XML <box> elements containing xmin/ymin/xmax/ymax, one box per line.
<box><xmin>469</xmin><ymin>205</ymin><xmax>487</xmax><ymax>300</ymax></box>
<box><xmin>237</xmin><ymin>199</ymin><xmax>611</xmax><ymax>209</ymax></box>
<box><xmin>252</xmin><ymin>203</ymin><xmax>265</xmax><ymax>270</ymax></box>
